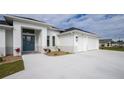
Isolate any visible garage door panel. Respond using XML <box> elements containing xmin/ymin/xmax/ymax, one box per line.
<box><xmin>77</xmin><ymin>36</ymin><xmax>85</xmax><ymax>51</ymax></box>
<box><xmin>87</xmin><ymin>38</ymin><xmax>98</xmax><ymax>50</ymax></box>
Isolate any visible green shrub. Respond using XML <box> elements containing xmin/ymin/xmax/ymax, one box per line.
<box><xmin>0</xmin><ymin>57</ymin><xmax>3</xmax><ymax>63</ymax></box>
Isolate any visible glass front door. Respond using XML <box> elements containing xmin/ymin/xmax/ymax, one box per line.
<box><xmin>23</xmin><ymin>35</ymin><xmax>35</xmax><ymax>51</ymax></box>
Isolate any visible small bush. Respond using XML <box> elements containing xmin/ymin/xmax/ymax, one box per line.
<box><xmin>43</xmin><ymin>48</ymin><xmax>47</xmax><ymax>52</ymax></box>
<box><xmin>58</xmin><ymin>48</ymin><xmax>61</xmax><ymax>51</ymax></box>
<box><xmin>0</xmin><ymin>57</ymin><xmax>3</xmax><ymax>63</ymax></box>
<box><xmin>48</xmin><ymin>49</ymin><xmax>51</xmax><ymax>53</ymax></box>
<box><xmin>44</xmin><ymin>48</ymin><xmax>51</xmax><ymax>53</ymax></box>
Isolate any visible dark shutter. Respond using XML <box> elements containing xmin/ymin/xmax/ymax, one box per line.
<box><xmin>52</xmin><ymin>36</ymin><xmax>55</xmax><ymax>46</ymax></box>
<box><xmin>47</xmin><ymin>36</ymin><xmax>50</xmax><ymax>47</ymax></box>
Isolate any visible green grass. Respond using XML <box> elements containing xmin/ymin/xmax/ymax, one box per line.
<box><xmin>101</xmin><ymin>47</ymin><xmax>124</xmax><ymax>51</ymax></box>
<box><xmin>0</xmin><ymin>60</ymin><xmax>24</xmax><ymax>79</ymax></box>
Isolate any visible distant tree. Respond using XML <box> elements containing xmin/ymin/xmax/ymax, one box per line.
<box><xmin>117</xmin><ymin>40</ymin><xmax>123</xmax><ymax>47</ymax></box>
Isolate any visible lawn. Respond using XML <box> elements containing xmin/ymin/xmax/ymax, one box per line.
<box><xmin>47</xmin><ymin>51</ymin><xmax>71</xmax><ymax>56</ymax></box>
<box><xmin>101</xmin><ymin>47</ymin><xmax>124</xmax><ymax>51</ymax></box>
<box><xmin>0</xmin><ymin>60</ymin><xmax>24</xmax><ymax>79</ymax></box>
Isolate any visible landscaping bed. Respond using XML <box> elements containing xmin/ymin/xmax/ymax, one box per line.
<box><xmin>0</xmin><ymin>56</ymin><xmax>24</xmax><ymax>79</ymax></box>
<box><xmin>47</xmin><ymin>51</ymin><xmax>71</xmax><ymax>56</ymax></box>
<box><xmin>0</xmin><ymin>56</ymin><xmax>22</xmax><ymax>64</ymax></box>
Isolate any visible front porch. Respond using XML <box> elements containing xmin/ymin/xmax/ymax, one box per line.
<box><xmin>21</xmin><ymin>28</ymin><xmax>42</xmax><ymax>54</ymax></box>
<box><xmin>5</xmin><ymin>27</ymin><xmax>43</xmax><ymax>56</ymax></box>
<box><xmin>4</xmin><ymin>15</ymin><xmax>48</xmax><ymax>56</ymax></box>
<box><xmin>6</xmin><ymin>26</ymin><xmax>47</xmax><ymax>56</ymax></box>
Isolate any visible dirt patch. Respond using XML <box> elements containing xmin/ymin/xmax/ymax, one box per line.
<box><xmin>0</xmin><ymin>56</ymin><xmax>22</xmax><ymax>65</ymax></box>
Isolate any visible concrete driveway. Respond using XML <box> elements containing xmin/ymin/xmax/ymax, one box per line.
<box><xmin>5</xmin><ymin>50</ymin><xmax>124</xmax><ymax>79</ymax></box>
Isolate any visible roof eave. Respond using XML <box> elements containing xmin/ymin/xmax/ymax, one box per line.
<box><xmin>59</xmin><ymin>30</ymin><xmax>99</xmax><ymax>38</ymax></box>
<box><xmin>4</xmin><ymin>15</ymin><xmax>53</xmax><ymax>27</ymax></box>
<box><xmin>47</xmin><ymin>27</ymin><xmax>64</xmax><ymax>32</ymax></box>
<box><xmin>0</xmin><ymin>24</ymin><xmax>13</xmax><ymax>29</ymax></box>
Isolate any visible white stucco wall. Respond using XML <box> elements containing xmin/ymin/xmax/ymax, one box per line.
<box><xmin>47</xmin><ymin>30</ymin><xmax>60</xmax><ymax>50</ymax></box>
<box><xmin>6</xmin><ymin>30</ymin><xmax>13</xmax><ymax>55</ymax></box>
<box><xmin>35</xmin><ymin>30</ymin><xmax>42</xmax><ymax>52</ymax></box>
<box><xmin>59</xmin><ymin>33</ymin><xmax>74</xmax><ymax>52</ymax></box>
<box><xmin>0</xmin><ymin>29</ymin><xmax>6</xmax><ymax>56</ymax></box>
<box><xmin>13</xmin><ymin>20</ymin><xmax>47</xmax><ymax>56</ymax></box>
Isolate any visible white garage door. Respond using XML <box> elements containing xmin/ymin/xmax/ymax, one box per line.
<box><xmin>75</xmin><ymin>36</ymin><xmax>99</xmax><ymax>52</ymax></box>
<box><xmin>87</xmin><ymin>37</ymin><xmax>99</xmax><ymax>50</ymax></box>
<box><xmin>77</xmin><ymin>36</ymin><xmax>84</xmax><ymax>51</ymax></box>
<box><xmin>76</xmin><ymin>36</ymin><xmax>88</xmax><ymax>52</ymax></box>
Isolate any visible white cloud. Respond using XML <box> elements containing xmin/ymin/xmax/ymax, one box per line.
<box><xmin>15</xmin><ymin>14</ymin><xmax>75</xmax><ymax>26</ymax></box>
<box><xmin>57</xmin><ymin>14</ymin><xmax>124</xmax><ymax>39</ymax></box>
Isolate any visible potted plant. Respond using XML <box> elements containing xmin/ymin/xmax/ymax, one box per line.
<box><xmin>15</xmin><ymin>48</ymin><xmax>20</xmax><ymax>56</ymax></box>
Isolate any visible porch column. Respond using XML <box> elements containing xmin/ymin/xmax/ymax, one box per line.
<box><xmin>41</xmin><ymin>27</ymin><xmax>47</xmax><ymax>52</ymax></box>
<box><xmin>0</xmin><ymin>29</ymin><xmax>6</xmax><ymax>56</ymax></box>
<box><xmin>13</xmin><ymin>24</ymin><xmax>22</xmax><ymax>56</ymax></box>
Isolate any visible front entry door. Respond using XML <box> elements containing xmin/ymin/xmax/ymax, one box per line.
<box><xmin>23</xmin><ymin>35</ymin><xmax>35</xmax><ymax>51</ymax></box>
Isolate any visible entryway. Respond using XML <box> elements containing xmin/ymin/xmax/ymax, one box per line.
<box><xmin>21</xmin><ymin>28</ymin><xmax>42</xmax><ymax>55</ymax></box>
<box><xmin>22</xmin><ymin>28</ymin><xmax>35</xmax><ymax>52</ymax></box>
<box><xmin>23</xmin><ymin>35</ymin><xmax>35</xmax><ymax>51</ymax></box>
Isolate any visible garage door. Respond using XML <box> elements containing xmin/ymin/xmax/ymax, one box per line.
<box><xmin>76</xmin><ymin>36</ymin><xmax>99</xmax><ymax>52</ymax></box>
<box><xmin>77</xmin><ymin>36</ymin><xmax>83</xmax><ymax>51</ymax></box>
<box><xmin>87</xmin><ymin>37</ymin><xmax>98</xmax><ymax>50</ymax></box>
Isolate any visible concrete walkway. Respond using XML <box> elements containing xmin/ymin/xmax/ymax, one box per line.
<box><xmin>5</xmin><ymin>50</ymin><xmax>124</xmax><ymax>79</ymax></box>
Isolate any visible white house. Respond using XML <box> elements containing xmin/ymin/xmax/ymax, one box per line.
<box><xmin>0</xmin><ymin>15</ymin><xmax>99</xmax><ymax>56</ymax></box>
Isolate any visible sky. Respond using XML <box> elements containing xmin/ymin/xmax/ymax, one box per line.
<box><xmin>0</xmin><ymin>14</ymin><xmax>124</xmax><ymax>40</ymax></box>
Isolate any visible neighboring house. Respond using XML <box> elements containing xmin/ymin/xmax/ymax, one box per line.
<box><xmin>99</xmin><ymin>39</ymin><xmax>112</xmax><ymax>47</ymax></box>
<box><xmin>0</xmin><ymin>15</ymin><xmax>99</xmax><ymax>56</ymax></box>
<box><xmin>111</xmin><ymin>40</ymin><xmax>124</xmax><ymax>47</ymax></box>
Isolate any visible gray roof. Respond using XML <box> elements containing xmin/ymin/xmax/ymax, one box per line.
<box><xmin>0</xmin><ymin>20</ymin><xmax>10</xmax><ymax>25</ymax></box>
<box><xmin>12</xmin><ymin>15</ymin><xmax>46</xmax><ymax>23</ymax></box>
<box><xmin>99</xmin><ymin>39</ymin><xmax>112</xmax><ymax>43</ymax></box>
<box><xmin>61</xmin><ymin>27</ymin><xmax>96</xmax><ymax>35</ymax></box>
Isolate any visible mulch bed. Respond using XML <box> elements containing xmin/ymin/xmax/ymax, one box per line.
<box><xmin>0</xmin><ymin>56</ymin><xmax>22</xmax><ymax>65</ymax></box>
<box><xmin>47</xmin><ymin>51</ymin><xmax>71</xmax><ymax>56</ymax></box>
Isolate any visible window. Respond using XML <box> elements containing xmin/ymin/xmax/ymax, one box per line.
<box><xmin>76</xmin><ymin>36</ymin><xmax>78</xmax><ymax>42</ymax></box>
<box><xmin>23</xmin><ymin>28</ymin><xmax>35</xmax><ymax>34</ymax></box>
<box><xmin>47</xmin><ymin>36</ymin><xmax>50</xmax><ymax>47</ymax></box>
<box><xmin>27</xmin><ymin>36</ymin><xmax>31</xmax><ymax>41</ymax></box>
<box><xmin>52</xmin><ymin>36</ymin><xmax>55</xmax><ymax>46</ymax></box>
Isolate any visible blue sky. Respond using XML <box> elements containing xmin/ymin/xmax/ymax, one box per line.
<box><xmin>0</xmin><ymin>14</ymin><xmax>124</xmax><ymax>40</ymax></box>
